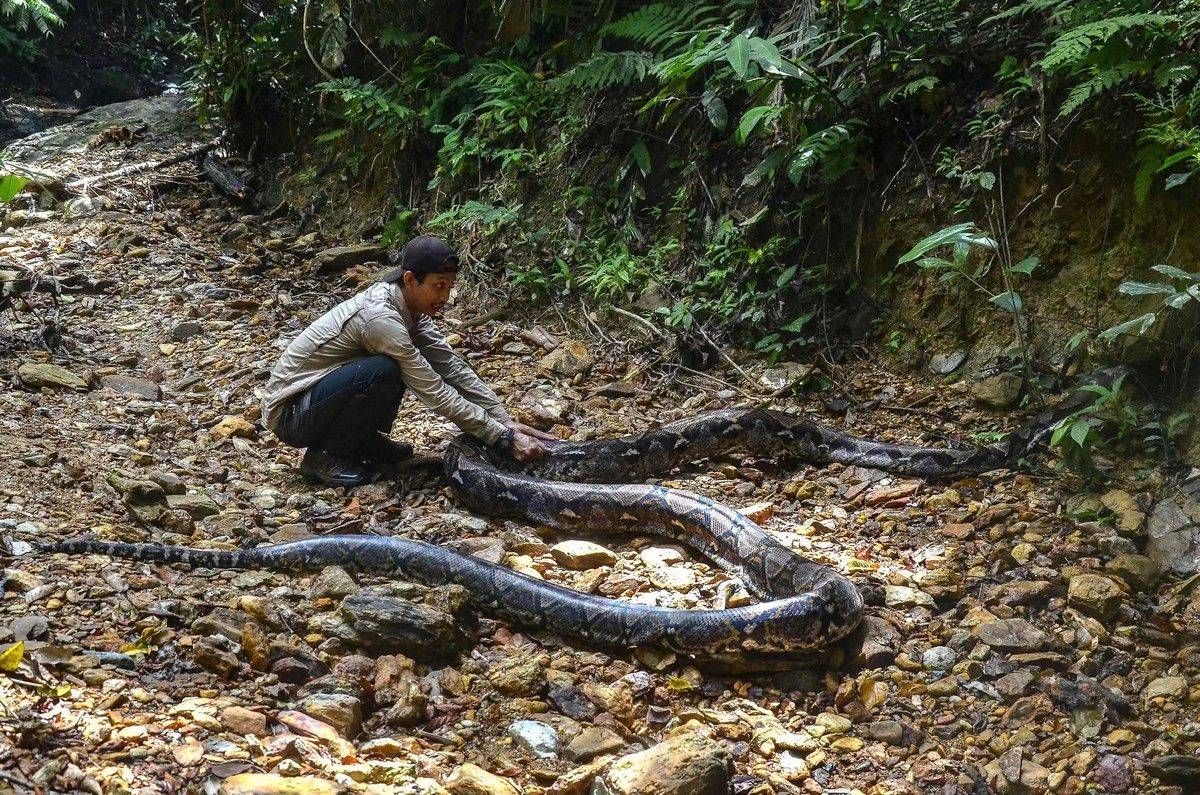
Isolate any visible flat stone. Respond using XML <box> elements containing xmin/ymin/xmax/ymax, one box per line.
<box><xmin>313</xmin><ymin>243</ymin><xmax>384</xmax><ymax>273</ymax></box>
<box><xmin>98</xmin><ymin>374</ymin><xmax>162</xmax><ymax>400</ymax></box>
<box><xmin>310</xmin><ymin>566</ymin><xmax>358</xmax><ymax>599</ymax></box>
<box><xmin>759</xmin><ymin>363</ymin><xmax>813</xmax><ymax>392</ymax></box>
<box><xmin>166</xmin><ymin>492</ymin><xmax>221</xmax><ymax>519</ymax></box>
<box><xmin>884</xmin><ymin>584</ymin><xmax>934</xmax><ymax>608</ymax></box>
<box><xmin>445</xmin><ymin>763</ymin><xmax>520</xmax><ymax>795</ymax></box>
<box><xmin>922</xmin><ymin>646</ymin><xmax>956</xmax><ymax>673</ymax></box>
<box><xmin>220</xmin><ymin>774</ymin><xmax>338</xmax><ymax>794</ymax></box>
<box><xmin>972</xmin><ymin>618</ymin><xmax>1049</xmax><ymax>652</ymax></box>
<box><xmin>1101</xmin><ymin>489</ymin><xmax>1145</xmax><ymax>535</ymax></box>
<box><xmin>220</xmin><ymin>706</ymin><xmax>268</xmax><ymax>736</ymax></box>
<box><xmin>865</xmin><ymin>720</ymin><xmax>904</xmax><ymax>745</ymax></box>
<box><xmin>1104</xmin><ymin>554</ymin><xmax>1161</xmax><ymax>592</ymax></box>
<box><xmin>595</xmin><ymin>731</ymin><xmax>731</xmax><ymax>795</ymax></box>
<box><xmin>1143</xmin><ymin>676</ymin><xmax>1188</xmax><ymax>702</ymax></box>
<box><xmin>1146</xmin><ymin>499</ymin><xmax>1200</xmax><ymax>575</ymax></box>
<box><xmin>509</xmin><ymin>719</ymin><xmax>558</xmax><ymax>759</ymax></box>
<box><xmin>593</xmin><ymin>380</ymin><xmax>637</xmax><ymax>397</ymax></box>
<box><xmin>297</xmin><ymin>692</ymin><xmax>362</xmax><ymax>737</ymax></box>
<box><xmin>17</xmin><ymin>362</ymin><xmax>88</xmax><ymax>391</ymax></box>
<box><xmin>539</xmin><ymin>340</ymin><xmax>594</xmax><ymax>377</ymax></box>
<box><xmin>550</xmin><ymin>540</ymin><xmax>618</xmax><ymax>570</ymax></box>
<box><xmin>486</xmin><ymin>655</ymin><xmax>546</xmax><ymax>697</ymax></box>
<box><xmin>971</xmin><ymin>373</ymin><xmax>1023</xmax><ymax>409</ymax></box>
<box><xmin>565</xmin><ymin>725</ymin><xmax>624</xmax><ymax>761</ymax></box>
<box><xmin>1067</xmin><ymin>573</ymin><xmax>1123</xmax><ymax>619</ymax></box>
<box><xmin>340</xmin><ymin>593</ymin><xmax>469</xmax><ymax>660</ymax></box>
<box><xmin>211</xmin><ymin>415</ymin><xmax>256</xmax><ymax>439</ymax></box>
<box><xmin>171</xmin><ymin>321</ymin><xmax>203</xmax><ymax>341</ymax></box>
<box><xmin>929</xmin><ymin>350</ymin><xmax>967</xmax><ymax>375</ymax></box>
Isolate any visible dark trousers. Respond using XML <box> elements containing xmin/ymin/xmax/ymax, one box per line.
<box><xmin>276</xmin><ymin>355</ymin><xmax>405</xmax><ymax>458</ymax></box>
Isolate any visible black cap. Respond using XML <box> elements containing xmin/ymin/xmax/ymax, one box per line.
<box><xmin>381</xmin><ymin>235</ymin><xmax>460</xmax><ymax>283</ymax></box>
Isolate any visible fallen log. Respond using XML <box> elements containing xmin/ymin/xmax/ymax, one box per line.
<box><xmin>66</xmin><ymin>135</ymin><xmax>225</xmax><ymax>193</ymax></box>
<box><xmin>201</xmin><ymin>151</ymin><xmax>251</xmax><ymax>203</ymax></box>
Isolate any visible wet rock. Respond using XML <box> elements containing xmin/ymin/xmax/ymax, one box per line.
<box><xmin>313</xmin><ymin>243</ymin><xmax>384</xmax><ymax>273</ymax></box>
<box><xmin>1067</xmin><ymin>574</ymin><xmax>1123</xmax><ymax>619</ymax></box>
<box><xmin>539</xmin><ymin>340</ymin><xmax>594</xmax><ymax>377</ymax></box>
<box><xmin>220</xmin><ymin>705</ymin><xmax>268</xmax><ymax>736</ymax></box>
<box><xmin>98</xmin><ymin>374</ymin><xmax>162</xmax><ymax>400</ymax></box>
<box><xmin>1146</xmin><ymin>498</ymin><xmax>1200</xmax><ymax>575</ymax></box>
<box><xmin>551</xmin><ymin>540</ymin><xmax>618</xmax><ymax>570</ymax></box>
<box><xmin>972</xmin><ymin>618</ymin><xmax>1049</xmax><ymax>652</ymax></box>
<box><xmin>509</xmin><ymin>719</ymin><xmax>558</xmax><ymax>759</ymax></box>
<box><xmin>594</xmin><ymin>731</ymin><xmax>731</xmax><ymax>795</ymax></box>
<box><xmin>929</xmin><ymin>350</ymin><xmax>967</xmax><ymax>375</ymax></box>
<box><xmin>220</xmin><ymin>773</ymin><xmax>338</xmax><ymax>794</ymax></box>
<box><xmin>297</xmin><ymin>692</ymin><xmax>362</xmax><ymax>737</ymax></box>
<box><xmin>445</xmin><ymin>763</ymin><xmax>520</xmax><ymax>795</ymax></box>
<box><xmin>487</xmin><ymin>654</ymin><xmax>547</xmax><ymax>696</ymax></box>
<box><xmin>340</xmin><ymin>592</ymin><xmax>469</xmax><ymax>660</ymax></box>
<box><xmin>1104</xmin><ymin>554</ymin><xmax>1161</xmax><ymax>592</ymax></box>
<box><xmin>971</xmin><ymin>373</ymin><xmax>1022</xmax><ymax>409</ymax></box>
<box><xmin>565</xmin><ymin>725</ymin><xmax>624</xmax><ymax>761</ymax></box>
<box><xmin>17</xmin><ymin>362</ymin><xmax>89</xmax><ymax>391</ymax></box>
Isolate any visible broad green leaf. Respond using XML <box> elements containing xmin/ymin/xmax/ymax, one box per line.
<box><xmin>747</xmin><ymin>37</ymin><xmax>783</xmax><ymax>71</ymax></box>
<box><xmin>1167</xmin><ymin>292</ymin><xmax>1193</xmax><ymax>309</ymax></box>
<box><xmin>990</xmin><ymin>291</ymin><xmax>1023</xmax><ymax>313</ymax></box>
<box><xmin>0</xmin><ymin>641</ymin><xmax>23</xmax><ymax>672</ymax></box>
<box><xmin>741</xmin><ymin>147</ymin><xmax>789</xmax><ymax>186</ymax></box>
<box><xmin>1118</xmin><ymin>281</ymin><xmax>1176</xmax><ymax>296</ymax></box>
<box><xmin>1066</xmin><ymin>330</ymin><xmax>1089</xmax><ymax>351</ymax></box>
<box><xmin>782</xmin><ymin>311</ymin><xmax>814</xmax><ymax>333</ymax></box>
<box><xmin>775</xmin><ymin>264</ymin><xmax>798</xmax><ymax>288</ymax></box>
<box><xmin>1165</xmin><ymin>172</ymin><xmax>1192</xmax><ymax>190</ymax></box>
<box><xmin>1010</xmin><ymin>256</ymin><xmax>1039</xmax><ymax>276</ymax></box>
<box><xmin>0</xmin><ymin>175</ymin><xmax>29</xmax><ymax>203</ymax></box>
<box><xmin>727</xmin><ymin>34</ymin><xmax>751</xmax><ymax>78</ymax></box>
<box><xmin>978</xmin><ymin>172</ymin><xmax>996</xmax><ymax>190</ymax></box>
<box><xmin>700</xmin><ymin>90</ymin><xmax>727</xmax><ymax>131</ymax></box>
<box><xmin>631</xmin><ymin>138</ymin><xmax>650</xmax><ymax>176</ymax></box>
<box><xmin>1098</xmin><ymin>312</ymin><xmax>1158</xmax><ymax>341</ymax></box>
<box><xmin>1070</xmin><ymin>420</ymin><xmax>1092</xmax><ymax>448</ymax></box>
<box><xmin>897</xmin><ymin>223</ymin><xmax>979</xmax><ymax>265</ymax></box>
<box><xmin>735</xmin><ymin>105</ymin><xmax>778</xmax><ymax>145</ymax></box>
<box><xmin>916</xmin><ymin>256</ymin><xmax>955</xmax><ymax>270</ymax></box>
<box><xmin>1151</xmin><ymin>264</ymin><xmax>1199</xmax><ymax>281</ymax></box>
<box><xmin>1050</xmin><ymin>422</ymin><xmax>1070</xmax><ymax>446</ymax></box>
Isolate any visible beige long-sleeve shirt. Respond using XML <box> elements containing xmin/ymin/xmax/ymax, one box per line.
<box><xmin>261</xmin><ymin>282</ymin><xmax>512</xmax><ymax>443</ymax></box>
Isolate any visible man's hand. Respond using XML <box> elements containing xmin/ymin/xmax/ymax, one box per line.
<box><xmin>510</xmin><ymin>430</ymin><xmax>549</xmax><ymax>462</ymax></box>
<box><xmin>504</xmin><ymin>419</ymin><xmax>558</xmax><ymax>443</ymax></box>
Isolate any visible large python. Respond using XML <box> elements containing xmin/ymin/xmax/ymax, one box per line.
<box><xmin>39</xmin><ymin>371</ymin><xmax>1119</xmax><ymax>668</ymax></box>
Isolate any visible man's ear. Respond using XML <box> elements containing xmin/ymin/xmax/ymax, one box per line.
<box><xmin>401</xmin><ymin>270</ymin><xmax>416</xmax><ymax>288</ymax></box>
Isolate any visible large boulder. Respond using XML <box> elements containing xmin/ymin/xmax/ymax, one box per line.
<box><xmin>1146</xmin><ymin>498</ymin><xmax>1200</xmax><ymax>575</ymax></box>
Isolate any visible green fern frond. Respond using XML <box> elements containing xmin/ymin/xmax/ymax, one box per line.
<box><xmin>1041</xmin><ymin>14</ymin><xmax>1178</xmax><ymax>73</ymax></box>
<box><xmin>600</xmin><ymin>2</ymin><xmax>723</xmax><ymax>53</ymax></box>
<box><xmin>1058</xmin><ymin>61</ymin><xmax>1144</xmax><ymax>117</ymax></box>
<box><xmin>549</xmin><ymin>51</ymin><xmax>656</xmax><ymax>91</ymax></box>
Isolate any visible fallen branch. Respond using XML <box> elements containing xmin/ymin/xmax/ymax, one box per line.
<box><xmin>201</xmin><ymin>152</ymin><xmax>251</xmax><ymax>202</ymax></box>
<box><xmin>67</xmin><ymin>135</ymin><xmax>225</xmax><ymax>193</ymax></box>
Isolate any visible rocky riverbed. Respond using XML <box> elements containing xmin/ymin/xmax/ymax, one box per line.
<box><xmin>2</xmin><ymin>95</ymin><xmax>1199</xmax><ymax>794</ymax></box>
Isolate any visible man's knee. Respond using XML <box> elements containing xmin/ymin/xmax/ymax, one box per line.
<box><xmin>361</xmin><ymin>355</ymin><xmax>401</xmax><ymax>390</ymax></box>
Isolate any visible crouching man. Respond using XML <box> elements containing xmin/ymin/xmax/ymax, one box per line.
<box><xmin>261</xmin><ymin>234</ymin><xmax>553</xmax><ymax>487</ymax></box>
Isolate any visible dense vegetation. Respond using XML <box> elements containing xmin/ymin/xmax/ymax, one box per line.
<box><xmin>5</xmin><ymin>0</ymin><xmax>1200</xmax><ymax>469</ymax></box>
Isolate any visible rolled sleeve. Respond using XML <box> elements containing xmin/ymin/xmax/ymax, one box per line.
<box><xmin>363</xmin><ymin>316</ymin><xmax>507</xmax><ymax>444</ymax></box>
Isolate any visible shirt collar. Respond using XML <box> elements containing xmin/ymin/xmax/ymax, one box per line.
<box><xmin>386</xmin><ymin>282</ymin><xmax>415</xmax><ymax>328</ymax></box>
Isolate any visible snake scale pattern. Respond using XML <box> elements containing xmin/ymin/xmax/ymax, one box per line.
<box><xmin>41</xmin><ymin>372</ymin><xmax>1117</xmax><ymax>668</ymax></box>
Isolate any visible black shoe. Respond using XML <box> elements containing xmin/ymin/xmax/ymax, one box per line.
<box><xmin>361</xmin><ymin>434</ymin><xmax>414</xmax><ymax>466</ymax></box>
<box><xmin>299</xmin><ymin>448</ymin><xmax>373</xmax><ymax>487</ymax></box>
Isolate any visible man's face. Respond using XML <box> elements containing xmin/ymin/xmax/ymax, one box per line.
<box><xmin>403</xmin><ymin>270</ymin><xmax>457</xmax><ymax>317</ymax></box>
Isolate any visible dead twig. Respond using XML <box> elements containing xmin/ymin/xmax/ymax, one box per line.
<box><xmin>67</xmin><ymin>136</ymin><xmax>225</xmax><ymax>194</ymax></box>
